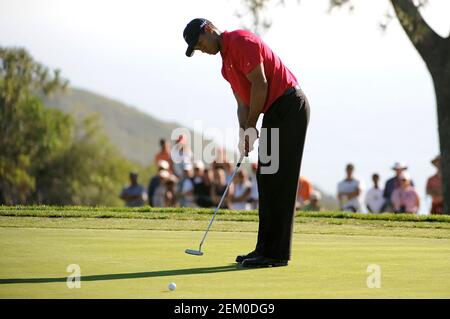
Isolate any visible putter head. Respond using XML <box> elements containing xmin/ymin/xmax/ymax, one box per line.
<box><xmin>185</xmin><ymin>249</ymin><xmax>203</xmax><ymax>256</ymax></box>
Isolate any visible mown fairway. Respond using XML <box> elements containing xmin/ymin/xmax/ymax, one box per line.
<box><xmin>0</xmin><ymin>206</ymin><xmax>449</xmax><ymax>298</ymax></box>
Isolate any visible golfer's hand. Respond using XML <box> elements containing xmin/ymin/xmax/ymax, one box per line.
<box><xmin>238</xmin><ymin>131</ymin><xmax>246</xmax><ymax>157</ymax></box>
<box><xmin>239</xmin><ymin>127</ymin><xmax>259</xmax><ymax>157</ymax></box>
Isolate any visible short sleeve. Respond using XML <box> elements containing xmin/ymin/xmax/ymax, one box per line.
<box><xmin>234</xmin><ymin>36</ymin><xmax>263</xmax><ymax>75</ymax></box>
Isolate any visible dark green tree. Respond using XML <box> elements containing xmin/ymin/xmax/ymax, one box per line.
<box><xmin>0</xmin><ymin>47</ymin><xmax>69</xmax><ymax>204</ymax></box>
<box><xmin>1</xmin><ymin>47</ymin><xmax>137</xmax><ymax>206</ymax></box>
<box><xmin>35</xmin><ymin>115</ymin><xmax>135</xmax><ymax>206</ymax></box>
<box><xmin>238</xmin><ymin>0</ymin><xmax>450</xmax><ymax>214</ymax></box>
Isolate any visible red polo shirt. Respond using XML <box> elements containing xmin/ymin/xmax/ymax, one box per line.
<box><xmin>220</xmin><ymin>30</ymin><xmax>298</xmax><ymax>113</ymax></box>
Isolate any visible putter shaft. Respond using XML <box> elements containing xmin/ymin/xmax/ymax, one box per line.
<box><xmin>197</xmin><ymin>155</ymin><xmax>244</xmax><ymax>252</ymax></box>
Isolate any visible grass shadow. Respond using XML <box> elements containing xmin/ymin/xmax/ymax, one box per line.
<box><xmin>0</xmin><ymin>264</ymin><xmax>248</xmax><ymax>285</ymax></box>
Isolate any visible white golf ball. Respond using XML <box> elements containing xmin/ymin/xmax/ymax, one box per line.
<box><xmin>168</xmin><ymin>282</ymin><xmax>177</xmax><ymax>291</ymax></box>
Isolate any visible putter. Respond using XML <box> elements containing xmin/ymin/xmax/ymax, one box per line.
<box><xmin>185</xmin><ymin>155</ymin><xmax>244</xmax><ymax>256</ymax></box>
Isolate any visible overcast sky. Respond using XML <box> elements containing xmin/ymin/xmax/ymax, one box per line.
<box><xmin>1</xmin><ymin>0</ymin><xmax>449</xmax><ymax>213</ymax></box>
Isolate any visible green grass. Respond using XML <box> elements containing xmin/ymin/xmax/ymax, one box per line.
<box><xmin>0</xmin><ymin>206</ymin><xmax>450</xmax><ymax>298</ymax></box>
<box><xmin>3</xmin><ymin>205</ymin><xmax>450</xmax><ymax>223</ymax></box>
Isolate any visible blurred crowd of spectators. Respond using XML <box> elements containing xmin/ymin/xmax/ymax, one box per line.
<box><xmin>336</xmin><ymin>155</ymin><xmax>443</xmax><ymax>215</ymax></box>
<box><xmin>121</xmin><ymin>137</ymin><xmax>260</xmax><ymax>210</ymax></box>
<box><xmin>120</xmin><ymin>137</ymin><xmax>443</xmax><ymax>215</ymax></box>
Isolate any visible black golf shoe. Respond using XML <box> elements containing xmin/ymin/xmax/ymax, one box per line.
<box><xmin>235</xmin><ymin>250</ymin><xmax>259</xmax><ymax>264</ymax></box>
<box><xmin>241</xmin><ymin>256</ymin><xmax>288</xmax><ymax>268</ymax></box>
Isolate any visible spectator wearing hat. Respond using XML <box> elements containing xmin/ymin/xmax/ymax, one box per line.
<box><xmin>337</xmin><ymin>163</ymin><xmax>363</xmax><ymax>212</ymax></box>
<box><xmin>192</xmin><ymin>160</ymin><xmax>213</xmax><ymax>208</ymax></box>
<box><xmin>296</xmin><ymin>176</ymin><xmax>313</xmax><ymax>209</ymax></box>
<box><xmin>152</xmin><ymin>170</ymin><xmax>171</xmax><ymax>207</ymax></box>
<box><xmin>426</xmin><ymin>155</ymin><xmax>443</xmax><ymax>215</ymax></box>
<box><xmin>303</xmin><ymin>191</ymin><xmax>322</xmax><ymax>212</ymax></box>
<box><xmin>154</xmin><ymin>138</ymin><xmax>173</xmax><ymax>171</ymax></box>
<box><xmin>177</xmin><ymin>162</ymin><xmax>195</xmax><ymax>207</ymax></box>
<box><xmin>365</xmin><ymin>173</ymin><xmax>384</xmax><ymax>214</ymax></box>
<box><xmin>382</xmin><ymin>162</ymin><xmax>415</xmax><ymax>212</ymax></box>
<box><xmin>391</xmin><ymin>172</ymin><xmax>420</xmax><ymax>214</ymax></box>
<box><xmin>120</xmin><ymin>172</ymin><xmax>148</xmax><ymax>207</ymax></box>
<box><xmin>147</xmin><ymin>160</ymin><xmax>170</xmax><ymax>206</ymax></box>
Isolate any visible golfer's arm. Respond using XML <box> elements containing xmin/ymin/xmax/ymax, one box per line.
<box><xmin>234</xmin><ymin>92</ymin><xmax>249</xmax><ymax>129</ymax></box>
<box><xmin>245</xmin><ymin>63</ymin><xmax>268</xmax><ymax>128</ymax></box>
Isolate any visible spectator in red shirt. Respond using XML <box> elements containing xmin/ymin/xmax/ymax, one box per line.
<box><xmin>183</xmin><ymin>18</ymin><xmax>310</xmax><ymax>267</ymax></box>
<box><xmin>426</xmin><ymin>155</ymin><xmax>443</xmax><ymax>214</ymax></box>
<box><xmin>296</xmin><ymin>176</ymin><xmax>313</xmax><ymax>209</ymax></box>
<box><xmin>154</xmin><ymin>138</ymin><xmax>173</xmax><ymax>172</ymax></box>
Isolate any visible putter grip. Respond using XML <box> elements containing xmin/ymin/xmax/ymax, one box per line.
<box><xmin>237</xmin><ymin>155</ymin><xmax>244</xmax><ymax>167</ymax></box>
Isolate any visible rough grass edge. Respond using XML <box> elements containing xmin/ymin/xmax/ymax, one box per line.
<box><xmin>1</xmin><ymin>205</ymin><xmax>450</xmax><ymax>223</ymax></box>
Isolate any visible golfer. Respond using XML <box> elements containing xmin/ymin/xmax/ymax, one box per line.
<box><xmin>183</xmin><ymin>18</ymin><xmax>309</xmax><ymax>267</ymax></box>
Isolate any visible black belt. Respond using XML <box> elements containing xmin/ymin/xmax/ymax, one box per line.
<box><xmin>283</xmin><ymin>85</ymin><xmax>301</xmax><ymax>96</ymax></box>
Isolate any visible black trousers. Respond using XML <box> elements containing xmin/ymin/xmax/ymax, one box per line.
<box><xmin>255</xmin><ymin>88</ymin><xmax>310</xmax><ymax>260</ymax></box>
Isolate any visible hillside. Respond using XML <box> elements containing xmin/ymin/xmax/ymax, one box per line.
<box><xmin>44</xmin><ymin>87</ymin><xmax>195</xmax><ymax>166</ymax></box>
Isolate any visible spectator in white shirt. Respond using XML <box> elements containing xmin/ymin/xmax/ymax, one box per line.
<box><xmin>337</xmin><ymin>163</ymin><xmax>363</xmax><ymax>212</ymax></box>
<box><xmin>365</xmin><ymin>173</ymin><xmax>384</xmax><ymax>214</ymax></box>
<box><xmin>171</xmin><ymin>135</ymin><xmax>193</xmax><ymax>178</ymax></box>
<box><xmin>230</xmin><ymin>170</ymin><xmax>252</xmax><ymax>210</ymax></box>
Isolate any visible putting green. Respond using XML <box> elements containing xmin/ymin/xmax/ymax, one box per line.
<box><xmin>1</xmin><ymin>225</ymin><xmax>449</xmax><ymax>298</ymax></box>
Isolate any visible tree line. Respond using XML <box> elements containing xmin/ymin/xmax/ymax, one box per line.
<box><xmin>0</xmin><ymin>47</ymin><xmax>142</xmax><ymax>206</ymax></box>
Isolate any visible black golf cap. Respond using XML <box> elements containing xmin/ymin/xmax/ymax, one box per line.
<box><xmin>183</xmin><ymin>18</ymin><xmax>209</xmax><ymax>57</ymax></box>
